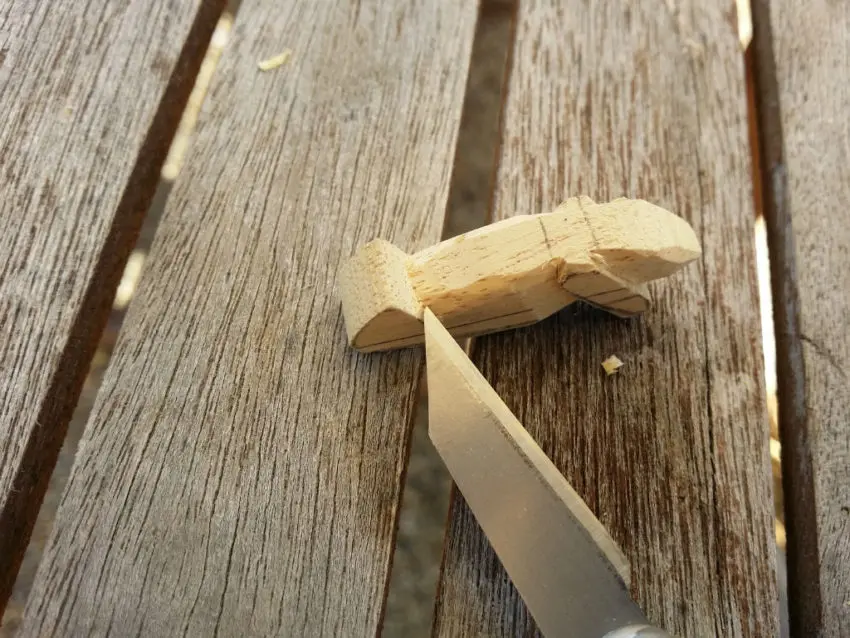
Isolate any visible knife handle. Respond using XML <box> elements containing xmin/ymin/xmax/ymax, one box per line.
<box><xmin>603</xmin><ymin>625</ymin><xmax>674</xmax><ymax>638</ymax></box>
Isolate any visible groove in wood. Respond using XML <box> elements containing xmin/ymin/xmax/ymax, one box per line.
<box><xmin>0</xmin><ymin>0</ymin><xmax>225</xmax><ymax>612</ymax></box>
<box><xmin>19</xmin><ymin>1</ymin><xmax>478</xmax><ymax>635</ymax></box>
<box><xmin>752</xmin><ymin>1</ymin><xmax>850</xmax><ymax>634</ymax></box>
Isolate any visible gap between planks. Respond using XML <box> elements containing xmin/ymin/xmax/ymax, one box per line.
<box><xmin>380</xmin><ymin>3</ymin><xmax>515</xmax><ymax>635</ymax></box>
<box><xmin>751</xmin><ymin>0</ymin><xmax>850</xmax><ymax>635</ymax></box>
<box><xmin>0</xmin><ymin>0</ymin><xmax>227</xmax><ymax>620</ymax></box>
<box><xmin>20</xmin><ymin>1</ymin><xmax>481</xmax><ymax>635</ymax></box>
<box><xmin>0</xmin><ymin>7</ymin><xmax>237</xmax><ymax>634</ymax></box>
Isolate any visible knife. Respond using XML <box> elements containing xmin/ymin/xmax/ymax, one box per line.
<box><xmin>424</xmin><ymin>308</ymin><xmax>672</xmax><ymax>638</ymax></box>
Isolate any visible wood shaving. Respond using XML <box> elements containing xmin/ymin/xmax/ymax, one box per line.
<box><xmin>601</xmin><ymin>355</ymin><xmax>624</xmax><ymax>376</ymax></box>
<box><xmin>258</xmin><ymin>49</ymin><xmax>292</xmax><ymax>71</ymax></box>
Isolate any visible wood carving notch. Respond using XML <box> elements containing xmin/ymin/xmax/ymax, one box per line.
<box><xmin>339</xmin><ymin>196</ymin><xmax>701</xmax><ymax>352</ymax></box>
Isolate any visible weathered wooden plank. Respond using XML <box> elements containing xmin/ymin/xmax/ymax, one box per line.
<box><xmin>433</xmin><ymin>2</ymin><xmax>779</xmax><ymax>636</ymax></box>
<box><xmin>20</xmin><ymin>1</ymin><xmax>477</xmax><ymax>635</ymax></box>
<box><xmin>752</xmin><ymin>1</ymin><xmax>850</xmax><ymax>635</ymax></box>
<box><xmin>0</xmin><ymin>0</ymin><xmax>224</xmax><ymax>612</ymax></box>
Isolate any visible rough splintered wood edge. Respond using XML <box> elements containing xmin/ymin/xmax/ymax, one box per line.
<box><xmin>339</xmin><ymin>197</ymin><xmax>700</xmax><ymax>352</ymax></box>
<box><xmin>423</xmin><ymin>308</ymin><xmax>632</xmax><ymax>585</ymax></box>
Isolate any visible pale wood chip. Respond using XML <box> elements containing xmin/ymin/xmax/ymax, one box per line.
<box><xmin>601</xmin><ymin>355</ymin><xmax>624</xmax><ymax>376</ymax></box>
<box><xmin>257</xmin><ymin>49</ymin><xmax>292</xmax><ymax>71</ymax></box>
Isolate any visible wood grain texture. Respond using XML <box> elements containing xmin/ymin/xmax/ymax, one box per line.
<box><xmin>433</xmin><ymin>2</ymin><xmax>780</xmax><ymax>636</ymax></box>
<box><xmin>339</xmin><ymin>197</ymin><xmax>701</xmax><ymax>351</ymax></box>
<box><xmin>20</xmin><ymin>1</ymin><xmax>477</xmax><ymax>635</ymax></box>
<box><xmin>752</xmin><ymin>1</ymin><xmax>850</xmax><ymax>635</ymax></box>
<box><xmin>0</xmin><ymin>0</ymin><xmax>223</xmax><ymax>612</ymax></box>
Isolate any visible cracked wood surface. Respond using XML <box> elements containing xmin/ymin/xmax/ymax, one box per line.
<box><xmin>433</xmin><ymin>1</ymin><xmax>779</xmax><ymax>636</ymax></box>
<box><xmin>0</xmin><ymin>0</ymin><xmax>223</xmax><ymax>613</ymax></box>
<box><xmin>19</xmin><ymin>1</ymin><xmax>477</xmax><ymax>635</ymax></box>
<box><xmin>753</xmin><ymin>1</ymin><xmax>850</xmax><ymax>635</ymax></box>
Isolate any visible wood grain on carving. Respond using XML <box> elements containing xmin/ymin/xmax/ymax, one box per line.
<box><xmin>752</xmin><ymin>1</ymin><xmax>850</xmax><ymax>635</ymax></box>
<box><xmin>433</xmin><ymin>2</ymin><xmax>779</xmax><ymax>636</ymax></box>
<box><xmin>20</xmin><ymin>1</ymin><xmax>477</xmax><ymax>635</ymax></box>
<box><xmin>0</xmin><ymin>0</ymin><xmax>224</xmax><ymax>612</ymax></box>
<box><xmin>340</xmin><ymin>197</ymin><xmax>700</xmax><ymax>351</ymax></box>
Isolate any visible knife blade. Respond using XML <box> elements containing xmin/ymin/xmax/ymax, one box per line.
<box><xmin>424</xmin><ymin>308</ymin><xmax>671</xmax><ymax>638</ymax></box>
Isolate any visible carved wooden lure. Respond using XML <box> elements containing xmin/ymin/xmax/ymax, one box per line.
<box><xmin>339</xmin><ymin>196</ymin><xmax>700</xmax><ymax>352</ymax></box>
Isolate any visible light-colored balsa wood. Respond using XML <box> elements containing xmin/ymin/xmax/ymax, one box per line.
<box><xmin>339</xmin><ymin>197</ymin><xmax>700</xmax><ymax>351</ymax></box>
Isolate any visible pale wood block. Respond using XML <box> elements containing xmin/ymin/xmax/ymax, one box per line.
<box><xmin>340</xmin><ymin>197</ymin><xmax>700</xmax><ymax>351</ymax></box>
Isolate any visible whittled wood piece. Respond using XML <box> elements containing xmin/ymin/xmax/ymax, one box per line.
<box><xmin>753</xmin><ymin>1</ymin><xmax>850</xmax><ymax>634</ymax></box>
<box><xmin>340</xmin><ymin>197</ymin><xmax>700</xmax><ymax>351</ymax></box>
<box><xmin>0</xmin><ymin>0</ymin><xmax>223</xmax><ymax>613</ymax></box>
